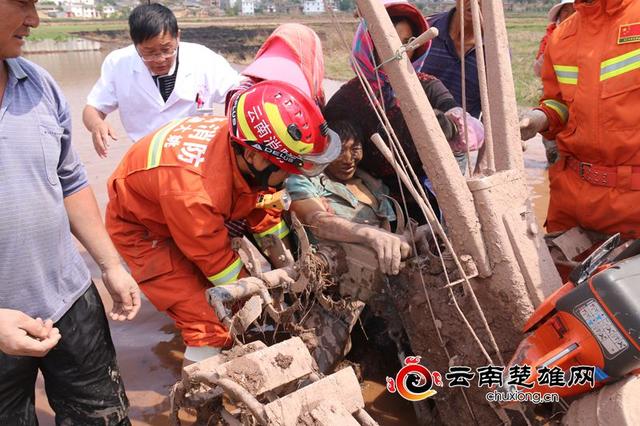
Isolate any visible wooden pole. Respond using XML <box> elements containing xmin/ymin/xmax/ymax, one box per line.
<box><xmin>470</xmin><ymin>0</ymin><xmax>496</xmax><ymax>174</ymax></box>
<box><xmin>354</xmin><ymin>0</ymin><xmax>491</xmax><ymax>277</ymax></box>
<box><xmin>480</xmin><ymin>0</ymin><xmax>524</xmax><ymax>171</ymax></box>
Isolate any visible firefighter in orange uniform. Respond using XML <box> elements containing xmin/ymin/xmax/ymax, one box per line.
<box><xmin>106</xmin><ymin>81</ymin><xmax>340</xmax><ymax>362</ymax></box>
<box><xmin>520</xmin><ymin>0</ymin><xmax>640</xmax><ymax>239</ymax></box>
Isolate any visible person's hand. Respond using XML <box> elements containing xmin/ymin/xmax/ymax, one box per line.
<box><xmin>262</xmin><ymin>267</ymin><xmax>296</xmax><ymax>286</ymax></box>
<box><xmin>406</xmin><ymin>224</ymin><xmax>433</xmax><ymax>255</ymax></box>
<box><xmin>0</xmin><ymin>309</ymin><xmax>61</xmax><ymax>357</ymax></box>
<box><xmin>91</xmin><ymin>120</ymin><xmax>118</xmax><ymax>158</ymax></box>
<box><xmin>363</xmin><ymin>228</ymin><xmax>411</xmax><ymax>275</ymax></box>
<box><xmin>519</xmin><ymin>109</ymin><xmax>549</xmax><ymax>141</ymax></box>
<box><xmin>101</xmin><ymin>264</ymin><xmax>141</xmax><ymax>321</ymax></box>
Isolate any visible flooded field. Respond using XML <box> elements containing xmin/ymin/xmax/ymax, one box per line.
<box><xmin>25</xmin><ymin>48</ymin><xmax>549</xmax><ymax>425</ymax></box>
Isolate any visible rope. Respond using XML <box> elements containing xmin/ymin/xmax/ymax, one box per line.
<box><xmin>459</xmin><ymin>0</ymin><xmax>474</xmax><ymax>177</ymax></box>
<box><xmin>347</xmin><ymin>6</ymin><xmax>505</xmax><ymax>367</ymax></box>
<box><xmin>470</xmin><ymin>0</ymin><xmax>495</xmax><ymax>174</ymax></box>
<box><xmin>322</xmin><ymin>5</ymin><xmax>515</xmax><ymax>422</ymax></box>
<box><xmin>327</xmin><ymin>7</ymin><xmax>480</xmax><ymax>421</ymax></box>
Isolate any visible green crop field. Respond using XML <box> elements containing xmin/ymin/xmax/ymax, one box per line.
<box><xmin>31</xmin><ymin>11</ymin><xmax>549</xmax><ymax>106</ymax></box>
<box><xmin>31</xmin><ymin>21</ymin><xmax>127</xmax><ymax>41</ymax></box>
<box><xmin>507</xmin><ymin>13</ymin><xmax>549</xmax><ymax>106</ymax></box>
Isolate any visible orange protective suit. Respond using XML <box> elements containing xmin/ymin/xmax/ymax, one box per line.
<box><xmin>106</xmin><ymin>115</ymin><xmax>288</xmax><ymax>347</ymax></box>
<box><xmin>537</xmin><ymin>0</ymin><xmax>640</xmax><ymax>239</ymax></box>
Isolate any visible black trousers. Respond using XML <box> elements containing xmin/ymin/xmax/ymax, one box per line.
<box><xmin>0</xmin><ymin>284</ymin><xmax>130</xmax><ymax>426</ymax></box>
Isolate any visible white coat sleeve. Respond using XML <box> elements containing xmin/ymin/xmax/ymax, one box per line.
<box><xmin>205</xmin><ymin>49</ymin><xmax>243</xmax><ymax>104</ymax></box>
<box><xmin>86</xmin><ymin>53</ymin><xmax>119</xmax><ymax>114</ymax></box>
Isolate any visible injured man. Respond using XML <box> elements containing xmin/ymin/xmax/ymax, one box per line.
<box><xmin>285</xmin><ymin>120</ymin><xmax>412</xmax><ymax>372</ymax></box>
<box><xmin>286</xmin><ymin>120</ymin><xmax>411</xmax><ymax>275</ymax></box>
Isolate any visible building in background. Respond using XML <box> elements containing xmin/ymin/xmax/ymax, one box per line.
<box><xmin>102</xmin><ymin>4</ymin><xmax>116</xmax><ymax>17</ymax></box>
<box><xmin>65</xmin><ymin>0</ymin><xmax>98</xmax><ymax>18</ymax></box>
<box><xmin>303</xmin><ymin>0</ymin><xmax>336</xmax><ymax>14</ymax></box>
<box><xmin>241</xmin><ymin>0</ymin><xmax>255</xmax><ymax>15</ymax></box>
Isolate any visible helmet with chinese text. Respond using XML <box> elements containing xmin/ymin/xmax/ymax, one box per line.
<box><xmin>228</xmin><ymin>80</ymin><xmax>341</xmax><ymax>177</ymax></box>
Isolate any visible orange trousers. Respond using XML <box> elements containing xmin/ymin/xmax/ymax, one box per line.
<box><xmin>106</xmin><ymin>225</ymin><xmax>231</xmax><ymax>347</ymax></box>
<box><xmin>546</xmin><ymin>159</ymin><xmax>640</xmax><ymax>239</ymax></box>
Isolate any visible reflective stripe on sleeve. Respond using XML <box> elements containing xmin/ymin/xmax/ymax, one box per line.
<box><xmin>207</xmin><ymin>257</ymin><xmax>243</xmax><ymax>286</ymax></box>
<box><xmin>252</xmin><ymin>221</ymin><xmax>290</xmax><ymax>243</ymax></box>
<box><xmin>542</xmin><ymin>99</ymin><xmax>569</xmax><ymax>123</ymax></box>
<box><xmin>553</xmin><ymin>65</ymin><xmax>578</xmax><ymax>85</ymax></box>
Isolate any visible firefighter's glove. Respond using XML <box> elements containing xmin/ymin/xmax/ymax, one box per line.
<box><xmin>519</xmin><ymin>109</ymin><xmax>549</xmax><ymax>141</ymax></box>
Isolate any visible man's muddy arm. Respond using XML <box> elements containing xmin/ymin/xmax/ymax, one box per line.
<box><xmin>290</xmin><ymin>198</ymin><xmax>410</xmax><ymax>275</ymax></box>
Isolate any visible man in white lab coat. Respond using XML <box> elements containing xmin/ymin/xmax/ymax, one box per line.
<box><xmin>83</xmin><ymin>3</ymin><xmax>242</xmax><ymax>158</ymax></box>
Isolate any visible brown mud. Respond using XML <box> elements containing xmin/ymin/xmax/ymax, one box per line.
<box><xmin>26</xmin><ymin>47</ymin><xmax>550</xmax><ymax>425</ymax></box>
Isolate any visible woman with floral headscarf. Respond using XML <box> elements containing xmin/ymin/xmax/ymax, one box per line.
<box><xmin>324</xmin><ymin>0</ymin><xmax>483</xmax><ymax>214</ymax></box>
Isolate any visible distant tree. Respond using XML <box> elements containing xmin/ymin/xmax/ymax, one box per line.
<box><xmin>225</xmin><ymin>2</ymin><xmax>240</xmax><ymax>16</ymax></box>
<box><xmin>116</xmin><ymin>6</ymin><xmax>131</xmax><ymax>19</ymax></box>
<box><xmin>339</xmin><ymin>0</ymin><xmax>353</xmax><ymax>12</ymax></box>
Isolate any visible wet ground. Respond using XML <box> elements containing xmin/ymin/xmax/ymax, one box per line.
<box><xmin>27</xmin><ymin>50</ymin><xmax>188</xmax><ymax>425</ymax></box>
<box><xmin>25</xmin><ymin>49</ymin><xmax>549</xmax><ymax>425</ymax></box>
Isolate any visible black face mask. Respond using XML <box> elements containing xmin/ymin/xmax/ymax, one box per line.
<box><xmin>245</xmin><ymin>160</ymin><xmax>281</xmax><ymax>189</ymax></box>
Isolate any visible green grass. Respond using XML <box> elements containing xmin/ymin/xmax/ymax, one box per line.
<box><xmin>317</xmin><ymin>13</ymin><xmax>549</xmax><ymax>106</ymax></box>
<box><xmin>506</xmin><ymin>13</ymin><xmax>548</xmax><ymax>106</ymax></box>
<box><xmin>30</xmin><ymin>13</ymin><xmax>548</xmax><ymax>105</ymax></box>
<box><xmin>30</xmin><ymin>21</ymin><xmax>127</xmax><ymax>42</ymax></box>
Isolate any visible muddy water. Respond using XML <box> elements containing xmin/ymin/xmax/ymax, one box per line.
<box><xmin>27</xmin><ymin>50</ymin><xmax>189</xmax><ymax>426</ymax></box>
<box><xmin>24</xmin><ymin>49</ymin><xmax>549</xmax><ymax>425</ymax></box>
<box><xmin>523</xmin><ymin>135</ymin><xmax>551</xmax><ymax>229</ymax></box>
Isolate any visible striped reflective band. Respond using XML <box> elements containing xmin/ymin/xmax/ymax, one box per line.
<box><xmin>600</xmin><ymin>48</ymin><xmax>640</xmax><ymax>81</ymax></box>
<box><xmin>208</xmin><ymin>257</ymin><xmax>243</xmax><ymax>286</ymax></box>
<box><xmin>146</xmin><ymin>118</ymin><xmax>189</xmax><ymax>169</ymax></box>
<box><xmin>263</xmin><ymin>102</ymin><xmax>313</xmax><ymax>155</ymax></box>
<box><xmin>253</xmin><ymin>221</ymin><xmax>290</xmax><ymax>242</ymax></box>
<box><xmin>542</xmin><ymin>100</ymin><xmax>569</xmax><ymax>123</ymax></box>
<box><xmin>553</xmin><ymin>65</ymin><xmax>578</xmax><ymax>85</ymax></box>
<box><xmin>236</xmin><ymin>92</ymin><xmax>257</xmax><ymax>141</ymax></box>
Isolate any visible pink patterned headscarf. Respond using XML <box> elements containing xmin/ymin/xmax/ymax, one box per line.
<box><xmin>251</xmin><ymin>23</ymin><xmax>326</xmax><ymax>107</ymax></box>
<box><xmin>351</xmin><ymin>0</ymin><xmax>431</xmax><ymax>107</ymax></box>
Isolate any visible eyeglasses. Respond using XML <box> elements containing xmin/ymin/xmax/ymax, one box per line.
<box><xmin>137</xmin><ymin>46</ymin><xmax>178</xmax><ymax>63</ymax></box>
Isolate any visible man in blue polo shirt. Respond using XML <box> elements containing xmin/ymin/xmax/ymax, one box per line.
<box><xmin>421</xmin><ymin>0</ymin><xmax>482</xmax><ymax>119</ymax></box>
<box><xmin>0</xmin><ymin>0</ymin><xmax>140</xmax><ymax>423</ymax></box>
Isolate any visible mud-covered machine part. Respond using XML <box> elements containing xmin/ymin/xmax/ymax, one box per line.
<box><xmin>169</xmin><ymin>216</ymin><xmax>392</xmax><ymax>425</ymax></box>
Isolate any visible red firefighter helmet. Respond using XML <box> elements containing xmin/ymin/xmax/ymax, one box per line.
<box><xmin>228</xmin><ymin>80</ymin><xmax>340</xmax><ymax>176</ymax></box>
